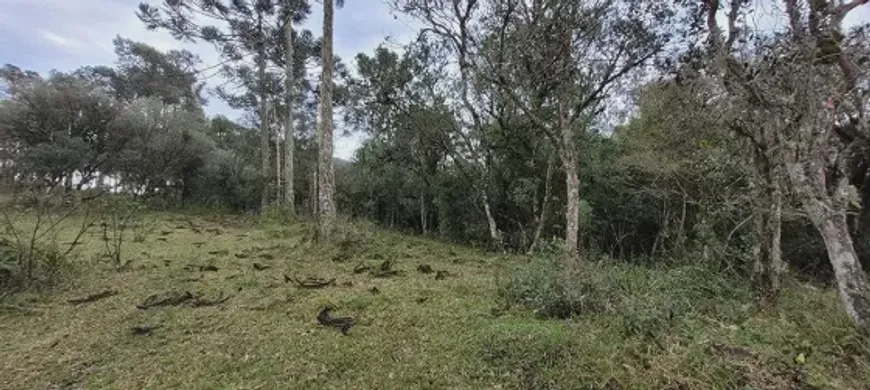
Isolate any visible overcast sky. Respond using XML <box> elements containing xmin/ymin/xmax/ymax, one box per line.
<box><xmin>0</xmin><ymin>0</ymin><xmax>419</xmax><ymax>160</ymax></box>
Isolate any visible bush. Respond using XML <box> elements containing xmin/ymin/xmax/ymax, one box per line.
<box><xmin>498</xmin><ymin>256</ymin><xmax>751</xmax><ymax>323</ymax></box>
<box><xmin>0</xmin><ymin>190</ymin><xmax>98</xmax><ymax>289</ymax></box>
<box><xmin>0</xmin><ymin>235</ymin><xmax>68</xmax><ymax>289</ymax></box>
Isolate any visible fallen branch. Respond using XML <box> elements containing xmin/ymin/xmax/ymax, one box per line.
<box><xmin>317</xmin><ymin>306</ymin><xmax>355</xmax><ymax>335</ymax></box>
<box><xmin>131</xmin><ymin>325</ymin><xmax>160</xmax><ymax>336</ymax></box>
<box><xmin>371</xmin><ymin>260</ymin><xmax>403</xmax><ymax>278</ymax></box>
<box><xmin>136</xmin><ymin>291</ymin><xmax>193</xmax><ymax>309</ymax></box>
<box><xmin>67</xmin><ymin>289</ymin><xmax>118</xmax><ymax>305</ymax></box>
<box><xmin>287</xmin><ymin>275</ymin><xmax>336</xmax><ymax>289</ymax></box>
<box><xmin>189</xmin><ymin>293</ymin><xmax>232</xmax><ymax>307</ymax></box>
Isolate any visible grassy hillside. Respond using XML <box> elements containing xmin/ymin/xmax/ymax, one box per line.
<box><xmin>1</xmin><ymin>213</ymin><xmax>869</xmax><ymax>389</ymax></box>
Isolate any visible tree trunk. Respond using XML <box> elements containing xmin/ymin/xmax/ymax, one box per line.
<box><xmin>528</xmin><ymin>153</ymin><xmax>554</xmax><ymax>254</ymax></box>
<box><xmin>310</xmin><ymin>168</ymin><xmax>318</xmax><ymax>216</ymax></box>
<box><xmin>817</xmin><ymin>210</ymin><xmax>870</xmax><ymax>329</ymax></box>
<box><xmin>257</xmin><ymin>11</ymin><xmax>270</xmax><ymax>211</ymax></box>
<box><xmin>768</xmin><ymin>171</ymin><xmax>783</xmax><ymax>294</ymax></box>
<box><xmin>751</xmin><ymin>154</ymin><xmax>784</xmax><ymax>296</ymax></box>
<box><xmin>562</xmin><ymin>152</ymin><xmax>580</xmax><ymax>260</ymax></box>
<box><xmin>283</xmin><ymin>15</ymin><xmax>296</xmax><ymax>215</ymax></box>
<box><xmin>316</xmin><ymin>0</ymin><xmax>336</xmax><ymax>240</ymax></box>
<box><xmin>420</xmin><ymin>190</ymin><xmax>427</xmax><ymax>235</ymax></box>
<box><xmin>786</xmin><ymin>153</ymin><xmax>870</xmax><ymax>329</ymax></box>
<box><xmin>273</xmin><ymin>102</ymin><xmax>281</xmax><ymax>203</ymax></box>
<box><xmin>480</xmin><ymin>188</ymin><xmax>502</xmax><ymax>250</ymax></box>
<box><xmin>559</xmin><ymin>98</ymin><xmax>580</xmax><ymax>262</ymax></box>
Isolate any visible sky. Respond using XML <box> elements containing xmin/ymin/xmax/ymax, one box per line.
<box><xmin>0</xmin><ymin>0</ymin><xmax>420</xmax><ymax>160</ymax></box>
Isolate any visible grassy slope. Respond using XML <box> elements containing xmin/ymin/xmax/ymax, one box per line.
<box><xmin>1</xmin><ymin>213</ymin><xmax>869</xmax><ymax>390</ymax></box>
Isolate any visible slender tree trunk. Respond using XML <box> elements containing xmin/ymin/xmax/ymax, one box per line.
<box><xmin>257</xmin><ymin>11</ymin><xmax>270</xmax><ymax>211</ymax></box>
<box><xmin>316</xmin><ymin>0</ymin><xmax>336</xmax><ymax>240</ymax></box>
<box><xmin>562</xmin><ymin>149</ymin><xmax>580</xmax><ymax>260</ymax></box>
<box><xmin>558</xmin><ymin>16</ymin><xmax>580</xmax><ymax>262</ymax></box>
<box><xmin>273</xmin><ymin>102</ymin><xmax>282</xmax><ymax>203</ymax></box>
<box><xmin>310</xmin><ymin>168</ymin><xmax>318</xmax><ymax>216</ymax></box>
<box><xmin>420</xmin><ymin>190</ymin><xmax>427</xmax><ymax>235</ymax></box>
<box><xmin>768</xmin><ymin>168</ymin><xmax>783</xmax><ymax>294</ymax></box>
<box><xmin>559</xmin><ymin>97</ymin><xmax>580</xmax><ymax>261</ymax></box>
<box><xmin>480</xmin><ymin>187</ymin><xmax>502</xmax><ymax>249</ymax></box>
<box><xmin>283</xmin><ymin>15</ymin><xmax>296</xmax><ymax>215</ymax></box>
<box><xmin>528</xmin><ymin>153</ymin><xmax>554</xmax><ymax>254</ymax></box>
<box><xmin>750</xmin><ymin>153</ymin><xmax>784</xmax><ymax>296</ymax></box>
<box><xmin>673</xmin><ymin>192</ymin><xmax>688</xmax><ymax>254</ymax></box>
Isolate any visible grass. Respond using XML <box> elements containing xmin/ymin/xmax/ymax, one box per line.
<box><xmin>1</xmin><ymin>212</ymin><xmax>869</xmax><ymax>389</ymax></box>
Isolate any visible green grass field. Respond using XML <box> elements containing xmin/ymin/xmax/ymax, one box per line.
<box><xmin>1</xmin><ymin>213</ymin><xmax>869</xmax><ymax>389</ymax></box>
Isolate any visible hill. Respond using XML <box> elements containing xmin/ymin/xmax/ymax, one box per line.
<box><xmin>1</xmin><ymin>213</ymin><xmax>868</xmax><ymax>389</ymax></box>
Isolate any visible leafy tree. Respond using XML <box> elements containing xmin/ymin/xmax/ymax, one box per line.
<box><xmin>0</xmin><ymin>69</ymin><xmax>124</xmax><ymax>190</ymax></box>
<box><xmin>81</xmin><ymin>37</ymin><xmax>205</xmax><ymax>111</ymax></box>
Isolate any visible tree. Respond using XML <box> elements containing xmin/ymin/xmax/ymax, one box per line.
<box><xmin>699</xmin><ymin>0</ymin><xmax>870</xmax><ymax>328</ymax></box>
<box><xmin>392</xmin><ymin>1</ymin><xmax>507</xmax><ymax>249</ymax></box>
<box><xmin>283</xmin><ymin>0</ymin><xmax>297</xmax><ymax>213</ymax></box>
<box><xmin>316</xmin><ymin>0</ymin><xmax>343</xmax><ymax>240</ymax></box>
<box><xmin>349</xmin><ymin>46</ymin><xmax>451</xmax><ymax>234</ymax></box>
<box><xmin>138</xmin><ymin>0</ymin><xmax>312</xmax><ymax>210</ymax></box>
<box><xmin>82</xmin><ymin>37</ymin><xmax>205</xmax><ymax>112</ymax></box>
<box><xmin>0</xmin><ymin>69</ymin><xmax>124</xmax><ymax>190</ymax></box>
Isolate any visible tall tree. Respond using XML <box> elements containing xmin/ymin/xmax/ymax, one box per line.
<box><xmin>138</xmin><ymin>0</ymin><xmax>310</xmax><ymax>210</ymax></box>
<box><xmin>316</xmin><ymin>0</ymin><xmax>342</xmax><ymax>239</ymax></box>
<box><xmin>283</xmin><ymin>0</ymin><xmax>297</xmax><ymax>214</ymax></box>
<box><xmin>254</xmin><ymin>3</ymin><xmax>272</xmax><ymax>209</ymax></box>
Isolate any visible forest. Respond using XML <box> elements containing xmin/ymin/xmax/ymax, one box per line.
<box><xmin>2</xmin><ymin>0</ymin><xmax>870</xmax><ymax>389</ymax></box>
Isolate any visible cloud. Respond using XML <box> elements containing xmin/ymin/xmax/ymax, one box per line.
<box><xmin>39</xmin><ymin>30</ymin><xmax>73</xmax><ymax>48</ymax></box>
<box><xmin>0</xmin><ymin>0</ymin><xmax>425</xmax><ymax>158</ymax></box>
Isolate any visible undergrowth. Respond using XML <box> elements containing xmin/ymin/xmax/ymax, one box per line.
<box><xmin>490</xmin><ymin>255</ymin><xmax>870</xmax><ymax>389</ymax></box>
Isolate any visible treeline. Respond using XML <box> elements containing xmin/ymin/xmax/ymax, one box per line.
<box><xmin>337</xmin><ymin>0</ymin><xmax>870</xmax><ymax>330</ymax></box>
<box><xmin>0</xmin><ymin>38</ymin><xmax>304</xmax><ymax>211</ymax></box>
